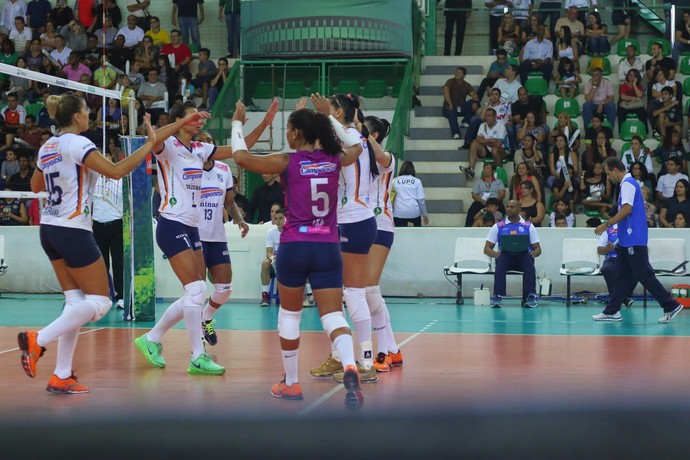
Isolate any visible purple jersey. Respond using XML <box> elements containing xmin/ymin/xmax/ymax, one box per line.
<box><xmin>280</xmin><ymin>150</ymin><xmax>341</xmax><ymax>244</ymax></box>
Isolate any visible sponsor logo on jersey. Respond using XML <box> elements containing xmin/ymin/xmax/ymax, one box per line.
<box><xmin>200</xmin><ymin>187</ymin><xmax>224</xmax><ymax>199</ymax></box>
<box><xmin>41</xmin><ymin>152</ymin><xmax>63</xmax><ymax>168</ymax></box>
<box><xmin>299</xmin><ymin>161</ymin><xmax>337</xmax><ymax>176</ymax></box>
<box><xmin>182</xmin><ymin>168</ymin><xmax>203</xmax><ymax>180</ymax></box>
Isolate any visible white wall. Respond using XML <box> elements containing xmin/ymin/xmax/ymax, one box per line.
<box><xmin>3</xmin><ymin>226</ymin><xmax>690</xmax><ymax>300</ymax></box>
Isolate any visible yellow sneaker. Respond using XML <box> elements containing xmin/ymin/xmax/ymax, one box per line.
<box><xmin>333</xmin><ymin>362</ymin><xmax>378</xmax><ymax>384</ymax></box>
<box><xmin>309</xmin><ymin>355</ymin><xmax>343</xmax><ymax>377</ymax></box>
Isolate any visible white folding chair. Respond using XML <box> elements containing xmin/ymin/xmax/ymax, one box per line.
<box><xmin>559</xmin><ymin>238</ymin><xmax>601</xmax><ymax>306</ymax></box>
<box><xmin>644</xmin><ymin>239</ymin><xmax>688</xmax><ymax>306</ymax></box>
<box><xmin>443</xmin><ymin>238</ymin><xmax>493</xmax><ymax>305</ymax></box>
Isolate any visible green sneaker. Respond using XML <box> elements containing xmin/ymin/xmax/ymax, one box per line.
<box><xmin>188</xmin><ymin>353</ymin><xmax>226</xmax><ymax>375</ymax></box>
<box><xmin>134</xmin><ymin>334</ymin><xmax>166</xmax><ymax>368</ymax></box>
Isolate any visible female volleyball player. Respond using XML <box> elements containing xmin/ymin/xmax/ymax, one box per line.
<box><xmin>231</xmin><ymin>97</ymin><xmax>364</xmax><ymax>409</ymax></box>
<box><xmin>360</xmin><ymin>115</ymin><xmax>403</xmax><ymax>372</ymax></box>
<box><xmin>18</xmin><ymin>93</ymin><xmax>159</xmax><ymax>394</ymax></box>
<box><xmin>193</xmin><ymin>130</ymin><xmax>249</xmax><ymax>346</ymax></box>
<box><xmin>134</xmin><ymin>99</ymin><xmax>278</xmax><ymax>376</ymax></box>
<box><xmin>309</xmin><ymin>93</ymin><xmax>379</xmax><ymax>384</ymax></box>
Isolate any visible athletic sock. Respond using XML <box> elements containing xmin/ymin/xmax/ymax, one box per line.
<box><xmin>372</xmin><ymin>310</ymin><xmax>389</xmax><ymax>355</ymax></box>
<box><xmin>333</xmin><ymin>334</ymin><xmax>355</xmax><ymax>369</ymax></box>
<box><xmin>383</xmin><ymin>308</ymin><xmax>399</xmax><ymax>354</ymax></box>
<box><xmin>54</xmin><ymin>327</ymin><xmax>79</xmax><ymax>379</ymax></box>
<box><xmin>360</xmin><ymin>340</ymin><xmax>374</xmax><ymax>369</ymax></box>
<box><xmin>147</xmin><ymin>298</ymin><xmax>184</xmax><ymax>343</ymax></box>
<box><xmin>183</xmin><ymin>304</ymin><xmax>205</xmax><ymax>360</ymax></box>
<box><xmin>261</xmin><ymin>284</ymin><xmax>270</xmax><ymax>293</ymax></box>
<box><xmin>38</xmin><ymin>299</ymin><xmax>97</xmax><ymax>346</ymax></box>
<box><xmin>201</xmin><ymin>303</ymin><xmax>219</xmax><ymax>321</ymax></box>
<box><xmin>282</xmin><ymin>349</ymin><xmax>299</xmax><ymax>386</ymax></box>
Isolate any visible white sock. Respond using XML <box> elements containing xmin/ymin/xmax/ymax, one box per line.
<box><xmin>330</xmin><ymin>349</ymin><xmax>340</xmax><ymax>361</ymax></box>
<box><xmin>202</xmin><ymin>303</ymin><xmax>219</xmax><ymax>321</ymax></box>
<box><xmin>333</xmin><ymin>334</ymin><xmax>355</xmax><ymax>369</ymax></box>
<box><xmin>54</xmin><ymin>328</ymin><xmax>79</xmax><ymax>379</ymax></box>
<box><xmin>147</xmin><ymin>298</ymin><xmax>184</xmax><ymax>343</ymax></box>
<box><xmin>343</xmin><ymin>287</ymin><xmax>372</xmax><ymax>357</ymax></box>
<box><xmin>360</xmin><ymin>340</ymin><xmax>373</xmax><ymax>369</ymax></box>
<box><xmin>38</xmin><ymin>298</ymin><xmax>96</xmax><ymax>346</ymax></box>
<box><xmin>372</xmin><ymin>311</ymin><xmax>389</xmax><ymax>355</ymax></box>
<box><xmin>383</xmin><ymin>308</ymin><xmax>399</xmax><ymax>354</ymax></box>
<box><xmin>282</xmin><ymin>349</ymin><xmax>299</xmax><ymax>386</ymax></box>
<box><xmin>261</xmin><ymin>284</ymin><xmax>270</xmax><ymax>293</ymax></box>
<box><xmin>183</xmin><ymin>304</ymin><xmax>205</xmax><ymax>359</ymax></box>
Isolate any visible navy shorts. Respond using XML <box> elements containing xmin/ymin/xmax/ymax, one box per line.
<box><xmin>201</xmin><ymin>241</ymin><xmax>231</xmax><ymax>268</ymax></box>
<box><xmin>374</xmin><ymin>230</ymin><xmax>394</xmax><ymax>249</ymax></box>
<box><xmin>40</xmin><ymin>224</ymin><xmax>102</xmax><ymax>268</ymax></box>
<box><xmin>339</xmin><ymin>217</ymin><xmax>377</xmax><ymax>254</ymax></box>
<box><xmin>276</xmin><ymin>242</ymin><xmax>343</xmax><ymax>289</ymax></box>
<box><xmin>156</xmin><ymin>216</ymin><xmax>202</xmax><ymax>259</ymax></box>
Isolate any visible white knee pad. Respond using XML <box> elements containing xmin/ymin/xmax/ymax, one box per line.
<box><xmin>88</xmin><ymin>295</ymin><xmax>112</xmax><ymax>321</ymax></box>
<box><xmin>278</xmin><ymin>307</ymin><xmax>302</xmax><ymax>340</ymax></box>
<box><xmin>365</xmin><ymin>285</ymin><xmax>385</xmax><ymax>316</ymax></box>
<box><xmin>210</xmin><ymin>283</ymin><xmax>233</xmax><ymax>305</ymax></box>
<box><xmin>184</xmin><ymin>280</ymin><xmax>207</xmax><ymax>307</ymax></box>
<box><xmin>343</xmin><ymin>287</ymin><xmax>370</xmax><ymax>323</ymax></box>
<box><xmin>320</xmin><ymin>311</ymin><xmax>350</xmax><ymax>337</ymax></box>
<box><xmin>64</xmin><ymin>289</ymin><xmax>85</xmax><ymax>305</ymax></box>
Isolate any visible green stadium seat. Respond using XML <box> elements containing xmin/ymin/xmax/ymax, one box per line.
<box><xmin>680</xmin><ymin>57</ymin><xmax>690</xmax><ymax>75</ymax></box>
<box><xmin>391</xmin><ymin>80</ymin><xmax>402</xmax><ymax>98</ymax></box>
<box><xmin>362</xmin><ymin>79</ymin><xmax>388</xmax><ymax>98</ymax></box>
<box><xmin>252</xmin><ymin>81</ymin><xmax>276</xmax><ymax>99</ymax></box>
<box><xmin>616</xmin><ymin>38</ymin><xmax>640</xmax><ymax>56</ymax></box>
<box><xmin>282</xmin><ymin>81</ymin><xmax>307</xmax><ymax>98</ymax></box>
<box><xmin>584</xmin><ymin>209</ymin><xmax>601</xmax><ymax>217</ymax></box>
<box><xmin>647</xmin><ymin>38</ymin><xmax>671</xmax><ymax>56</ymax></box>
<box><xmin>494</xmin><ymin>166</ymin><xmax>508</xmax><ymax>187</ymax></box>
<box><xmin>683</xmin><ymin>78</ymin><xmax>690</xmax><ymax>97</ymax></box>
<box><xmin>554</xmin><ymin>97</ymin><xmax>580</xmax><ymax>117</ymax></box>
<box><xmin>508</xmin><ymin>57</ymin><xmax>519</xmax><ymax>66</ymax></box>
<box><xmin>685</xmin><ymin>99</ymin><xmax>690</xmax><ymax>116</ymax></box>
<box><xmin>335</xmin><ymin>80</ymin><xmax>361</xmax><ymax>94</ymax></box>
<box><xmin>524</xmin><ymin>78</ymin><xmax>548</xmax><ymax>96</ymax></box>
<box><xmin>188</xmin><ymin>44</ymin><xmax>199</xmax><ymax>54</ymax></box>
<box><xmin>619</xmin><ymin>119</ymin><xmax>647</xmax><ymax>141</ymax></box>
<box><xmin>24</xmin><ymin>102</ymin><xmax>44</xmax><ymax>119</ymax></box>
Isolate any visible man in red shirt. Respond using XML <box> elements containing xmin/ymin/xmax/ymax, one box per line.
<box><xmin>75</xmin><ymin>0</ymin><xmax>97</xmax><ymax>33</ymax></box>
<box><xmin>160</xmin><ymin>29</ymin><xmax>192</xmax><ymax>77</ymax></box>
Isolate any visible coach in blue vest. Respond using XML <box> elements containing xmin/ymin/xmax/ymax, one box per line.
<box><xmin>484</xmin><ymin>200</ymin><xmax>541</xmax><ymax>308</ymax></box>
<box><xmin>593</xmin><ymin>157</ymin><xmax>683</xmax><ymax>323</ymax></box>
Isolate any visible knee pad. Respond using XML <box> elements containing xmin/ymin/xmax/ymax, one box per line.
<box><xmin>184</xmin><ymin>280</ymin><xmax>207</xmax><ymax>307</ymax></box>
<box><xmin>64</xmin><ymin>289</ymin><xmax>85</xmax><ymax>305</ymax></box>
<box><xmin>88</xmin><ymin>295</ymin><xmax>112</xmax><ymax>321</ymax></box>
<box><xmin>320</xmin><ymin>311</ymin><xmax>350</xmax><ymax>337</ymax></box>
<box><xmin>278</xmin><ymin>307</ymin><xmax>302</xmax><ymax>340</ymax></box>
<box><xmin>210</xmin><ymin>283</ymin><xmax>233</xmax><ymax>305</ymax></box>
<box><xmin>343</xmin><ymin>287</ymin><xmax>370</xmax><ymax>323</ymax></box>
<box><xmin>365</xmin><ymin>285</ymin><xmax>385</xmax><ymax>316</ymax></box>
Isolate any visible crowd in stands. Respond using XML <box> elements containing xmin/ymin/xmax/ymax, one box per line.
<box><xmin>0</xmin><ymin>0</ymin><xmax>242</xmax><ymax>227</ymax></box>
<box><xmin>441</xmin><ymin>3</ymin><xmax>690</xmax><ymax>229</ymax></box>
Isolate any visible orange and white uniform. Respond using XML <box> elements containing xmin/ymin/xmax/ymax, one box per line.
<box><xmin>369</xmin><ymin>155</ymin><xmax>395</xmax><ymax>233</ymax></box>
<box><xmin>197</xmin><ymin>160</ymin><xmax>233</xmax><ymax>243</ymax></box>
<box><xmin>337</xmin><ymin>125</ymin><xmax>375</xmax><ymax>224</ymax></box>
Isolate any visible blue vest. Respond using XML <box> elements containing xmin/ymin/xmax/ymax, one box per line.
<box><xmin>497</xmin><ymin>219</ymin><xmax>533</xmax><ymax>251</ymax></box>
<box><xmin>617</xmin><ymin>175</ymin><xmax>647</xmax><ymax>247</ymax></box>
<box><xmin>605</xmin><ymin>225</ymin><xmax>619</xmax><ymax>260</ymax></box>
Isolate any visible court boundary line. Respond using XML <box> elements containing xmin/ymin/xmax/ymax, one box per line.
<box><xmin>299</xmin><ymin>332</ymin><xmax>423</xmax><ymax>415</ymax></box>
<box><xmin>0</xmin><ymin>328</ymin><xmax>106</xmax><ymax>355</ymax></box>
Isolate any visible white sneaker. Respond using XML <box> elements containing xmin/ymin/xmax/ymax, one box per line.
<box><xmin>592</xmin><ymin>312</ymin><xmax>622</xmax><ymax>322</ymax></box>
<box><xmin>116</xmin><ymin>299</ymin><xmax>124</xmax><ymax>309</ymax></box>
<box><xmin>453</xmin><ymin>133</ymin><xmax>460</xmax><ymax>139</ymax></box>
<box><xmin>658</xmin><ymin>304</ymin><xmax>683</xmax><ymax>323</ymax></box>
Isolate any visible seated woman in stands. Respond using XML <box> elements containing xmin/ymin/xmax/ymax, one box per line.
<box><xmin>497</xmin><ymin>12</ymin><xmax>521</xmax><ymax>57</ymax></box>
<box><xmin>583</xmin><ymin>130</ymin><xmax>616</xmax><ymax>172</ymax></box>
<box><xmin>554</xmin><ymin>56</ymin><xmax>581</xmax><ymax>99</ymax></box>
<box><xmin>521</xmin><ymin>13</ymin><xmax>546</xmax><ymax>44</ymax></box>
<box><xmin>617</xmin><ymin>68</ymin><xmax>647</xmax><ymax>128</ymax></box>
<box><xmin>547</xmin><ymin>134</ymin><xmax>579</xmax><ymax>190</ymax></box>
<box><xmin>585</xmin><ymin>12</ymin><xmax>610</xmax><ymax>56</ymax></box>
<box><xmin>549</xmin><ymin>112</ymin><xmax>580</xmax><ymax>153</ymax></box>
<box><xmin>518</xmin><ymin>180</ymin><xmax>545</xmax><ymax>227</ymax></box>
<box><xmin>659</xmin><ymin>179</ymin><xmax>690</xmax><ymax>228</ymax></box>
<box><xmin>513</xmin><ymin>133</ymin><xmax>547</xmax><ymax>179</ymax></box>
<box><xmin>579</xmin><ymin>162</ymin><xmax>613</xmax><ymax>217</ymax></box>
<box><xmin>515</xmin><ymin>111</ymin><xmax>546</xmax><ymax>153</ymax></box>
<box><xmin>510</xmin><ymin>161</ymin><xmax>542</xmax><ymax>202</ymax></box>
<box><xmin>655</xmin><ymin>129</ymin><xmax>688</xmax><ymax>175</ymax></box>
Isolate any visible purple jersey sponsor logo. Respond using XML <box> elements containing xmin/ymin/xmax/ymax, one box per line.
<box><xmin>182</xmin><ymin>168</ymin><xmax>203</xmax><ymax>180</ymax></box>
<box><xmin>299</xmin><ymin>161</ymin><xmax>337</xmax><ymax>176</ymax></box>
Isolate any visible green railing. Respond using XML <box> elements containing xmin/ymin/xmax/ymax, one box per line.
<box><xmin>386</xmin><ymin>60</ymin><xmax>414</xmax><ymax>162</ymax></box>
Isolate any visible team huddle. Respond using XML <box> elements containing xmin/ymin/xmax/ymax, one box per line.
<box><xmin>16</xmin><ymin>92</ymin><xmax>402</xmax><ymax>410</ymax></box>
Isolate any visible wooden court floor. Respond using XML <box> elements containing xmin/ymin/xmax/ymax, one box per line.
<box><xmin>2</xmin><ymin>294</ymin><xmax>690</xmax><ymax>418</ymax></box>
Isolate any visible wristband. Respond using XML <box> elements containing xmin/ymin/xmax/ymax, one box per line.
<box><xmin>231</xmin><ymin>120</ymin><xmax>247</xmax><ymax>153</ymax></box>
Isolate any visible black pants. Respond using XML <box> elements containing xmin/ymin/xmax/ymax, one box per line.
<box><xmin>394</xmin><ymin>216</ymin><xmax>421</xmax><ymax>227</ymax></box>
<box><xmin>604</xmin><ymin>246</ymin><xmax>677</xmax><ymax>314</ymax></box>
<box><xmin>93</xmin><ymin>219</ymin><xmax>124</xmax><ymax>301</ymax></box>
<box><xmin>489</xmin><ymin>14</ymin><xmax>503</xmax><ymax>53</ymax></box>
<box><xmin>444</xmin><ymin>13</ymin><xmax>468</xmax><ymax>55</ymax></box>
<box><xmin>493</xmin><ymin>252</ymin><xmax>536</xmax><ymax>301</ymax></box>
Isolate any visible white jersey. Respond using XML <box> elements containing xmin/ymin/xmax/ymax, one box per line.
<box><xmin>338</xmin><ymin>124</ymin><xmax>375</xmax><ymax>224</ymax></box>
<box><xmin>392</xmin><ymin>175</ymin><xmax>426</xmax><ymax>219</ymax></box>
<box><xmin>155</xmin><ymin>136</ymin><xmax>216</xmax><ymax>227</ymax></box>
<box><xmin>37</xmin><ymin>133</ymin><xmax>99</xmax><ymax>231</ymax></box>
<box><xmin>369</xmin><ymin>154</ymin><xmax>395</xmax><ymax>233</ymax></box>
<box><xmin>198</xmin><ymin>161</ymin><xmax>233</xmax><ymax>243</ymax></box>
<box><xmin>266</xmin><ymin>225</ymin><xmax>281</xmax><ymax>254</ymax></box>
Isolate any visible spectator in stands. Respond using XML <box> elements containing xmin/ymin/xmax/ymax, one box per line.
<box><xmin>26</xmin><ymin>0</ymin><xmax>52</xmax><ymax>36</ymax></box>
<box><xmin>514</xmin><ymin>133</ymin><xmax>547</xmax><ymax>179</ymax></box>
<box><xmin>117</xmin><ymin>14</ymin><xmax>144</xmax><ymax>48</ymax></box>
<box><xmin>523</xmin><ymin>12</ymin><xmax>545</xmax><ymax>43</ymax></box>
<box><xmin>48</xmin><ymin>33</ymin><xmax>71</xmax><ymax>67</ymax></box>
<box><xmin>630</xmin><ymin>160</ymin><xmax>654</xmax><ymax>191</ymax></box>
<box><xmin>584</xmin><ymin>112</ymin><xmax>611</xmax><ymax>146</ymax></box>
<box><xmin>7</xmin><ymin>153</ymin><xmax>32</xmax><ymax>191</ymax></box>
<box><xmin>259</xmin><ymin>206</ymin><xmax>284</xmax><ymax>306</ymax></box>
<box><xmin>172</xmin><ymin>0</ymin><xmax>204</xmax><ymax>49</ymax></box>
<box><xmin>583</xmin><ymin>130</ymin><xmax>615</xmax><ymax>172</ymax></box>
<box><xmin>464</xmin><ymin>162</ymin><xmax>506</xmax><ymax>227</ymax></box>
<box><xmin>10</xmin><ymin>16</ymin><xmax>31</xmax><ymax>54</ymax></box>
<box><xmin>555</xmin><ymin>6</ymin><xmax>585</xmax><ymax>52</ymax></box>
<box><xmin>73</xmin><ymin>0</ymin><xmax>96</xmax><ymax>33</ymax></box>
<box><xmin>645</xmin><ymin>42</ymin><xmax>676</xmax><ymax>82</ymax></box>
<box><xmin>61</xmin><ymin>50</ymin><xmax>90</xmax><ymax>82</ymax></box>
<box><xmin>461</xmin><ymin>87</ymin><xmax>511</xmax><ymax>151</ymax></box>
<box><xmin>137</xmin><ymin>67</ymin><xmax>167</xmax><ymax>108</ymax></box>
<box><xmin>24</xmin><ymin>37</ymin><xmax>42</xmax><ymax>69</ymax></box>
<box><xmin>0</xmin><ymin>38</ymin><xmax>19</xmax><ymax>91</ymax></box>
<box><xmin>485</xmin><ymin>0</ymin><xmax>512</xmax><ymax>54</ymax></box>
<box><xmin>0</xmin><ymin>115</ymin><xmax>14</xmax><ymax>159</ymax></box>
<box><xmin>94</xmin><ymin>54</ymin><xmax>117</xmax><ymax>89</ymax></box>
<box><xmin>484</xmin><ymin>199</ymin><xmax>541</xmax><ymax>308</ymax></box>
<box><xmin>161</xmin><ymin>29</ymin><xmax>192</xmax><ymax>77</ymax></box>
<box><xmin>511</xmin><ymin>86</ymin><xmax>545</xmax><ymax>129</ymax></box>
<box><xmin>478</xmin><ymin>49</ymin><xmax>509</xmax><ymax>101</ymax></box>
<box><xmin>610</xmin><ymin>0</ymin><xmax>633</xmax><ymax>48</ymax></box>
<box><xmin>652</xmin><ymin>87</ymin><xmax>683</xmax><ymax>137</ymax></box>
<box><xmin>550</xmin><ymin>111</ymin><xmax>580</xmax><ymax>151</ymax></box>
<box><xmin>440</xmin><ymin>0</ymin><xmax>471</xmax><ymax>56</ymax></box>
<box><xmin>492</xmin><ymin>64</ymin><xmax>522</xmax><ymax>104</ymax></box>
<box><xmin>17</xmin><ymin>114</ymin><xmax>42</xmax><ymax>149</ymax></box>
<box><xmin>617</xmin><ymin>68</ymin><xmax>647</xmax><ymax>128</ymax></box>
<box><xmin>49</xmin><ymin>0</ymin><xmax>73</xmax><ymax>28</ymax></box>
<box><xmin>107</xmin><ymin>33</ymin><xmax>134</xmax><ymax>70</ymax></box>
<box><xmin>674</xmin><ymin>211</ymin><xmax>689</xmax><ymax>228</ymax></box>
<box><xmin>208</xmin><ymin>57</ymin><xmax>229</xmax><ymax>109</ymax></box>
<box><xmin>60</xmin><ymin>18</ymin><xmax>87</xmax><ymax>52</ymax></box>
<box><xmin>442</xmin><ymin>67</ymin><xmax>479</xmax><ymax>141</ymax></box>
<box><xmin>191</xmin><ymin>48</ymin><xmax>218</xmax><ymax>109</ymax></box>
<box><xmin>583</xmin><ymin>67</ymin><xmax>615</xmax><ymax>128</ymax></box>
<box><xmin>585</xmin><ymin>11</ymin><xmax>609</xmax><ymax>56</ymax></box>
<box><xmin>659</xmin><ymin>179</ymin><xmax>690</xmax><ymax>227</ymax></box>
<box><xmin>621</xmin><ymin>136</ymin><xmax>653</xmax><ymax>173</ymax></box>
<box><xmin>82</xmin><ymin>35</ymin><xmax>100</xmax><ymax>70</ymax></box>
<box><xmin>640</xmin><ymin>186</ymin><xmax>657</xmax><ymax>227</ymax></box>
<box><xmin>1</xmin><ymin>93</ymin><xmax>26</xmax><ymax>133</ymax></box>
<box><xmin>518</xmin><ymin>180</ymin><xmax>544</xmax><ymax>226</ymax></box>
<box><xmin>673</xmin><ymin>10</ymin><xmax>690</xmax><ymax>66</ymax></box>
<box><xmin>0</xmin><ymin>184</ymin><xmax>28</xmax><ymax>225</ymax></box>
<box><xmin>656</xmin><ymin>157</ymin><xmax>689</xmax><ymax>203</ymax></box>
<box><xmin>515</xmin><ymin>110</ymin><xmax>545</xmax><ymax>152</ymax></box>
<box><xmin>552</xmin><ymin>213</ymin><xmax>567</xmax><ymax>227</ymax></box>
<box><xmin>392</xmin><ymin>160</ymin><xmax>429</xmax><ymax>227</ymax></box>
<box><xmin>554</xmin><ymin>56</ymin><xmax>581</xmax><ymax>99</ymax></box>
<box><xmin>497</xmin><ymin>12</ymin><xmax>521</xmax><ymax>57</ymax></box>
<box><xmin>8</xmin><ymin>56</ymin><xmax>30</xmax><ymax>99</ymax></box>
<box><xmin>554</xmin><ymin>26</ymin><xmax>578</xmax><ymax>72</ymax></box>
<box><xmin>143</xmin><ymin>16</ymin><xmax>169</xmax><ymax>47</ymax></box>
<box><xmin>580</xmin><ymin>161</ymin><xmax>613</xmax><ymax>215</ymax></box>
<box><xmin>40</xmin><ymin>18</ymin><xmax>58</xmax><ymax>50</ymax></box>
<box><xmin>510</xmin><ymin>161</ymin><xmax>541</xmax><ymax>201</ymax></box>
<box><xmin>127</xmin><ymin>60</ymin><xmax>145</xmax><ymax>90</ymax></box>
<box><xmin>461</xmin><ymin>107</ymin><xmax>508</xmax><ymax>179</ymax></box>
<box><xmin>0</xmin><ymin>149</ymin><xmax>19</xmax><ymax>185</ymax></box>
<box><xmin>550</xmin><ymin>198</ymin><xmax>575</xmax><ymax>227</ymax></box>
<box><xmin>552</xmin><ymin>163</ymin><xmax>579</xmax><ymax>207</ymax></box>
<box><xmin>518</xmin><ymin>25</ymin><xmax>553</xmax><ymax>84</ymax></box>
<box><xmin>125</xmin><ymin>0</ymin><xmax>150</xmax><ymax>31</ymax></box>
<box><xmin>471</xmin><ymin>197</ymin><xmax>504</xmax><ymax>227</ymax></box>
<box><xmin>0</xmin><ymin>0</ymin><xmax>26</xmax><ymax>36</ymax></box>
<box><xmin>157</xmin><ymin>54</ymin><xmax>177</xmax><ymax>96</ymax></box>
<box><xmin>617</xmin><ymin>44</ymin><xmax>644</xmax><ymax>83</ymax></box>
<box><xmin>95</xmin><ymin>15</ymin><xmax>118</xmax><ymax>48</ymax></box>
<box><xmin>512</xmin><ymin>0</ymin><xmax>532</xmax><ymax>29</ymax></box>
<box><xmin>98</xmin><ymin>0</ymin><xmax>122</xmax><ymax>29</ymax></box>
<box><xmin>656</xmin><ymin>129</ymin><xmax>689</xmax><ymax>174</ymax></box>
<box><xmin>548</xmin><ymin>133</ymin><xmax>579</xmax><ymax>189</ymax></box>
<box><xmin>248</xmin><ymin>173</ymin><xmax>284</xmax><ymax>224</ymax></box>
<box><xmin>133</xmin><ymin>35</ymin><xmax>157</xmax><ymax>73</ymax></box>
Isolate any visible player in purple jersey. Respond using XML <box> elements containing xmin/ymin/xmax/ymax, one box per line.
<box><xmin>231</xmin><ymin>97</ymin><xmax>366</xmax><ymax>410</ymax></box>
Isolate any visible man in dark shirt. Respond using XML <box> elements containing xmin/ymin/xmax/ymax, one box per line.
<box><xmin>442</xmin><ymin>67</ymin><xmax>479</xmax><ymax>139</ymax></box>
<box><xmin>248</xmin><ymin>173</ymin><xmax>284</xmax><ymax>224</ymax></box>
<box><xmin>511</xmin><ymin>87</ymin><xmax>544</xmax><ymax>127</ymax></box>
<box><xmin>107</xmin><ymin>34</ymin><xmax>135</xmax><ymax>72</ymax></box>
<box><xmin>645</xmin><ymin>42</ymin><xmax>676</xmax><ymax>82</ymax></box>
<box><xmin>584</xmin><ymin>113</ymin><xmax>613</xmax><ymax>146</ymax></box>
<box><xmin>8</xmin><ymin>154</ymin><xmax>33</xmax><ymax>192</ymax></box>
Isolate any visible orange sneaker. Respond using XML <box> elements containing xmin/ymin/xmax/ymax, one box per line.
<box><xmin>270</xmin><ymin>378</ymin><xmax>303</xmax><ymax>400</ymax></box>
<box><xmin>18</xmin><ymin>331</ymin><xmax>45</xmax><ymax>378</ymax></box>
<box><xmin>342</xmin><ymin>365</ymin><xmax>364</xmax><ymax>410</ymax></box>
<box><xmin>389</xmin><ymin>350</ymin><xmax>403</xmax><ymax>368</ymax></box>
<box><xmin>373</xmin><ymin>352</ymin><xmax>392</xmax><ymax>373</ymax></box>
<box><xmin>46</xmin><ymin>373</ymin><xmax>90</xmax><ymax>394</ymax></box>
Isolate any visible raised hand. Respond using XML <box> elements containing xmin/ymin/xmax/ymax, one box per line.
<box><xmin>183</xmin><ymin>111</ymin><xmax>211</xmax><ymax>129</ymax></box>
<box><xmin>263</xmin><ymin>98</ymin><xmax>279</xmax><ymax>126</ymax></box>
<box><xmin>142</xmin><ymin>113</ymin><xmax>155</xmax><ymax>145</ymax></box>
<box><xmin>233</xmin><ymin>100</ymin><xmax>247</xmax><ymax>123</ymax></box>
<box><xmin>310</xmin><ymin>93</ymin><xmax>331</xmax><ymax>115</ymax></box>
<box><xmin>295</xmin><ymin>97</ymin><xmax>308</xmax><ymax>110</ymax></box>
